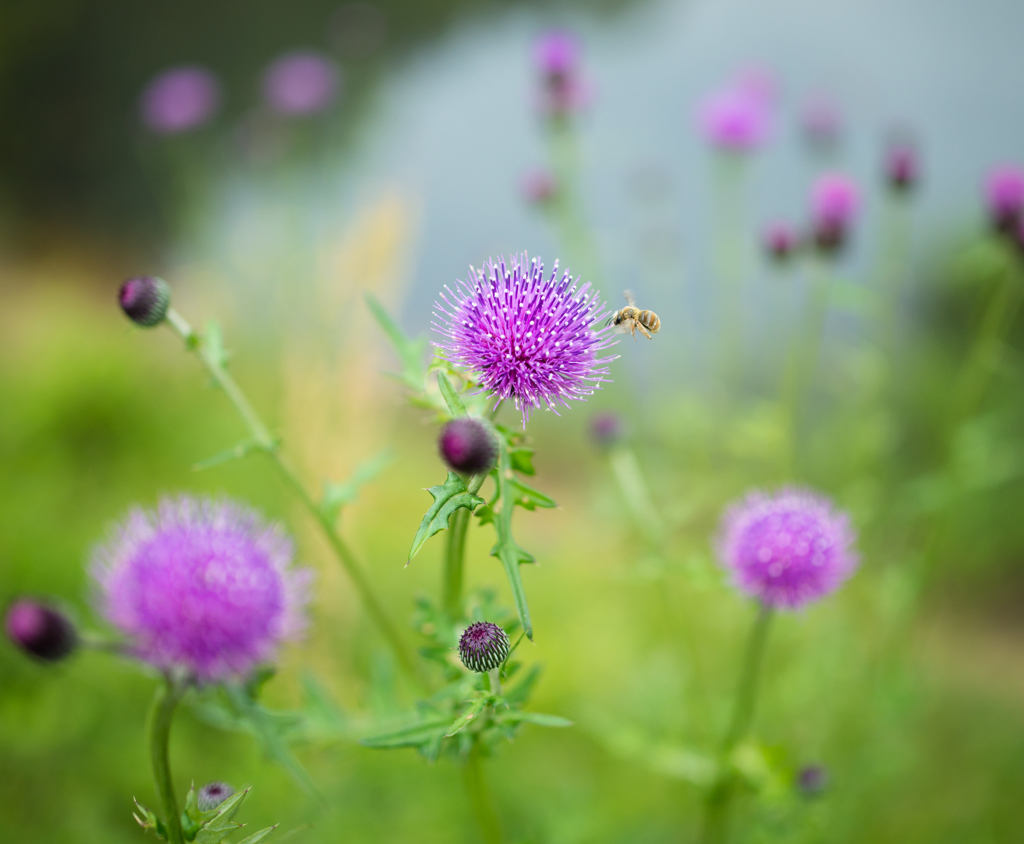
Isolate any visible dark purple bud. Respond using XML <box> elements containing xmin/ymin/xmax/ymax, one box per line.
<box><xmin>457</xmin><ymin>621</ymin><xmax>511</xmax><ymax>673</ymax></box>
<box><xmin>439</xmin><ymin>418</ymin><xmax>498</xmax><ymax>475</ymax></box>
<box><xmin>810</xmin><ymin>174</ymin><xmax>860</xmax><ymax>255</ymax></box>
<box><xmin>885</xmin><ymin>143</ymin><xmax>919</xmax><ymax>192</ymax></box>
<box><xmin>589</xmin><ymin>412</ymin><xmax>624</xmax><ymax>449</ymax></box>
<box><xmin>197</xmin><ymin>782</ymin><xmax>235</xmax><ymax>812</ymax></box>
<box><xmin>762</xmin><ymin>222</ymin><xmax>800</xmax><ymax>260</ymax></box>
<box><xmin>796</xmin><ymin>764</ymin><xmax>828</xmax><ymax>797</ymax></box>
<box><xmin>984</xmin><ymin>165</ymin><xmax>1024</xmax><ymax>235</ymax></box>
<box><xmin>118</xmin><ymin>276</ymin><xmax>171</xmax><ymax>327</ymax></box>
<box><xmin>5</xmin><ymin>600</ymin><xmax>77</xmax><ymax>662</ymax></box>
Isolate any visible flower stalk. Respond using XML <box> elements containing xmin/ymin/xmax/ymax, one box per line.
<box><xmin>464</xmin><ymin>747</ymin><xmax>504</xmax><ymax>844</ymax></box>
<box><xmin>148</xmin><ymin>675</ymin><xmax>185</xmax><ymax>844</ymax></box>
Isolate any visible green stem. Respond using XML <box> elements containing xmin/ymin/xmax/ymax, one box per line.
<box><xmin>444</xmin><ymin>508</ymin><xmax>470</xmax><ymax>619</ymax></box>
<box><xmin>464</xmin><ymin>746</ymin><xmax>504</xmax><ymax>844</ymax></box>
<box><xmin>164</xmin><ymin>309</ymin><xmax>421</xmax><ymax>686</ymax></box>
<box><xmin>701</xmin><ymin>604</ymin><xmax>774</xmax><ymax>844</ymax></box>
<box><xmin>148</xmin><ymin>676</ymin><xmax>185</xmax><ymax>844</ymax></box>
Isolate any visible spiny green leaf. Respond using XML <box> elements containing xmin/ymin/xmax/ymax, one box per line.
<box><xmin>360</xmin><ymin>719</ymin><xmax>451</xmax><ymax>748</ymax></box>
<box><xmin>236</xmin><ymin>826</ymin><xmax>279</xmax><ymax>844</ymax></box>
<box><xmin>445</xmin><ymin>697</ymin><xmax>489</xmax><ymax>737</ymax></box>
<box><xmin>319</xmin><ymin>448</ymin><xmax>394</xmax><ymax>522</ymax></box>
<box><xmin>509</xmin><ymin>447</ymin><xmax>536</xmax><ymax>475</ymax></box>
<box><xmin>408</xmin><ymin>472</ymin><xmax>485</xmax><ymax>561</ymax></box>
<box><xmin>365</xmin><ymin>294</ymin><xmax>428</xmax><ymax>392</ymax></box>
<box><xmin>511</xmin><ymin>477</ymin><xmax>557</xmax><ymax>510</ymax></box>
<box><xmin>495</xmin><ymin>710</ymin><xmax>573</xmax><ymax>728</ymax></box>
<box><xmin>437</xmin><ymin>371</ymin><xmax>467</xmax><ymax>418</ymax></box>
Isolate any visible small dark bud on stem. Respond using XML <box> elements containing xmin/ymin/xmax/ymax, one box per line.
<box><xmin>458</xmin><ymin>621</ymin><xmax>511</xmax><ymax>673</ymax></box>
<box><xmin>796</xmin><ymin>764</ymin><xmax>828</xmax><ymax>797</ymax></box>
<box><xmin>5</xmin><ymin>599</ymin><xmax>77</xmax><ymax>662</ymax></box>
<box><xmin>439</xmin><ymin>418</ymin><xmax>498</xmax><ymax>475</ymax></box>
<box><xmin>119</xmin><ymin>276</ymin><xmax>171</xmax><ymax>327</ymax></box>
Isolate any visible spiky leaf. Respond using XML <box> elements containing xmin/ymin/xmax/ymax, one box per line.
<box><xmin>366</xmin><ymin>294</ymin><xmax>428</xmax><ymax>392</ymax></box>
<box><xmin>408</xmin><ymin>472</ymin><xmax>485</xmax><ymax>561</ymax></box>
<box><xmin>445</xmin><ymin>697</ymin><xmax>489</xmax><ymax>737</ymax></box>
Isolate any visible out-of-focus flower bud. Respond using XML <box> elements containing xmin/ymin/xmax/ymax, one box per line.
<box><xmin>5</xmin><ymin>599</ymin><xmax>78</xmax><ymax>662</ymax></box>
<box><xmin>119</xmin><ymin>276</ymin><xmax>171</xmax><ymax>327</ymax></box>
<box><xmin>439</xmin><ymin>418</ymin><xmax>498</xmax><ymax>475</ymax></box>
<box><xmin>197</xmin><ymin>782</ymin><xmax>235</xmax><ymax>812</ymax></box>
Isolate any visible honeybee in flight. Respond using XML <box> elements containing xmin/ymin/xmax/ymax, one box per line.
<box><xmin>606</xmin><ymin>290</ymin><xmax>661</xmax><ymax>340</ymax></box>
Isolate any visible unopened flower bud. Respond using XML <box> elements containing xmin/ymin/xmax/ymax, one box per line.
<box><xmin>197</xmin><ymin>782</ymin><xmax>235</xmax><ymax>811</ymax></box>
<box><xmin>439</xmin><ymin>418</ymin><xmax>498</xmax><ymax>475</ymax></box>
<box><xmin>809</xmin><ymin>173</ymin><xmax>860</xmax><ymax>254</ymax></box>
<box><xmin>5</xmin><ymin>599</ymin><xmax>77</xmax><ymax>662</ymax></box>
<box><xmin>589</xmin><ymin>412</ymin><xmax>624</xmax><ymax>449</ymax></box>
<box><xmin>984</xmin><ymin>165</ymin><xmax>1024</xmax><ymax>235</ymax></box>
<box><xmin>458</xmin><ymin>621</ymin><xmax>511</xmax><ymax>673</ymax></box>
<box><xmin>762</xmin><ymin>222</ymin><xmax>800</xmax><ymax>260</ymax></box>
<box><xmin>796</xmin><ymin>764</ymin><xmax>828</xmax><ymax>797</ymax></box>
<box><xmin>885</xmin><ymin>143</ymin><xmax>919</xmax><ymax>192</ymax></box>
<box><xmin>119</xmin><ymin>276</ymin><xmax>171</xmax><ymax>327</ymax></box>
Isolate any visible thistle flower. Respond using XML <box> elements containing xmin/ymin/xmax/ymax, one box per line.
<box><xmin>809</xmin><ymin>173</ymin><xmax>861</xmax><ymax>253</ymax></box>
<box><xmin>439</xmin><ymin>418</ymin><xmax>498</xmax><ymax>475</ymax></box>
<box><xmin>119</xmin><ymin>276</ymin><xmax>171</xmax><ymax>327</ymax></box>
<box><xmin>140</xmin><ymin>67</ymin><xmax>220</xmax><ymax>134</ymax></box>
<box><xmin>5</xmin><ymin>600</ymin><xmax>77</xmax><ymax>662</ymax></box>
<box><xmin>717</xmin><ymin>488</ymin><xmax>858</xmax><ymax>610</ymax></box>
<box><xmin>197</xmin><ymin>782</ymin><xmax>234</xmax><ymax>811</ymax></box>
<box><xmin>458</xmin><ymin>621</ymin><xmax>511</xmax><ymax>673</ymax></box>
<box><xmin>696</xmin><ymin>85</ymin><xmax>772</xmax><ymax>153</ymax></box>
<box><xmin>984</xmin><ymin>165</ymin><xmax>1024</xmax><ymax>233</ymax></box>
<box><xmin>885</xmin><ymin>142</ymin><xmax>920</xmax><ymax>192</ymax></box>
<box><xmin>92</xmin><ymin>496</ymin><xmax>312</xmax><ymax>683</ymax></box>
<box><xmin>533</xmin><ymin>30</ymin><xmax>592</xmax><ymax>115</ymax></box>
<box><xmin>589</xmin><ymin>411</ymin><xmax>625</xmax><ymax>449</ymax></box>
<box><xmin>762</xmin><ymin>222</ymin><xmax>800</xmax><ymax>261</ymax></box>
<box><xmin>263</xmin><ymin>52</ymin><xmax>341</xmax><ymax>116</ymax></box>
<box><xmin>433</xmin><ymin>255</ymin><xmax>617</xmax><ymax>427</ymax></box>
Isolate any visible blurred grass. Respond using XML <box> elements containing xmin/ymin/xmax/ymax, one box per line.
<box><xmin>3</xmin><ymin>255</ymin><xmax>1024</xmax><ymax>843</ymax></box>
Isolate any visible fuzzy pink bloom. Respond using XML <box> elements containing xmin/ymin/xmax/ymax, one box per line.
<box><xmin>263</xmin><ymin>52</ymin><xmax>341</xmax><ymax>116</ymax></box>
<box><xmin>92</xmin><ymin>496</ymin><xmax>312</xmax><ymax>682</ymax></box>
<box><xmin>696</xmin><ymin>86</ymin><xmax>772</xmax><ymax>152</ymax></box>
<box><xmin>809</xmin><ymin>172</ymin><xmax>861</xmax><ymax>250</ymax></box>
<box><xmin>533</xmin><ymin>30</ymin><xmax>593</xmax><ymax>115</ymax></box>
<box><xmin>533</xmin><ymin>30</ymin><xmax>580</xmax><ymax>77</ymax></box>
<box><xmin>984</xmin><ymin>165</ymin><xmax>1024</xmax><ymax>231</ymax></box>
<box><xmin>140</xmin><ymin>67</ymin><xmax>220</xmax><ymax>134</ymax></box>
<box><xmin>717</xmin><ymin>488</ymin><xmax>859</xmax><ymax>610</ymax></box>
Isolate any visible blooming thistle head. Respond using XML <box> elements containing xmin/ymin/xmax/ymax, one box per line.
<box><xmin>984</xmin><ymin>164</ymin><xmax>1024</xmax><ymax>234</ymax></box>
<box><xmin>119</xmin><ymin>276</ymin><xmax>171</xmax><ymax>327</ymax></box>
<box><xmin>717</xmin><ymin>488</ymin><xmax>859</xmax><ymax>610</ymax></box>
<box><xmin>263</xmin><ymin>52</ymin><xmax>341</xmax><ymax>116</ymax></box>
<box><xmin>433</xmin><ymin>255</ymin><xmax>618</xmax><ymax>427</ymax></box>
<box><xmin>439</xmin><ymin>417</ymin><xmax>498</xmax><ymax>475</ymax></box>
<box><xmin>533</xmin><ymin>30</ymin><xmax>592</xmax><ymax>116</ymax></box>
<box><xmin>809</xmin><ymin>173</ymin><xmax>861</xmax><ymax>253</ymax></box>
<box><xmin>762</xmin><ymin>222</ymin><xmax>801</xmax><ymax>261</ymax></box>
<box><xmin>696</xmin><ymin>84</ymin><xmax>772</xmax><ymax>153</ymax></box>
<box><xmin>139</xmin><ymin>67</ymin><xmax>220</xmax><ymax>135</ymax></box>
<box><xmin>91</xmin><ymin>496</ymin><xmax>312</xmax><ymax>683</ymax></box>
<box><xmin>458</xmin><ymin>621</ymin><xmax>511</xmax><ymax>673</ymax></box>
<box><xmin>197</xmin><ymin>782</ymin><xmax>235</xmax><ymax>811</ymax></box>
<box><xmin>5</xmin><ymin>599</ymin><xmax>78</xmax><ymax>662</ymax></box>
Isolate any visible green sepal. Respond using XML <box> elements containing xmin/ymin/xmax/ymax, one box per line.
<box><xmin>365</xmin><ymin>294</ymin><xmax>428</xmax><ymax>393</ymax></box>
<box><xmin>445</xmin><ymin>697</ymin><xmax>489</xmax><ymax>737</ymax></box>
<box><xmin>408</xmin><ymin>472</ymin><xmax>485</xmax><ymax>561</ymax></box>
<box><xmin>437</xmin><ymin>371</ymin><xmax>468</xmax><ymax>418</ymax></box>
<box><xmin>133</xmin><ymin>798</ymin><xmax>167</xmax><ymax>839</ymax></box>
<box><xmin>319</xmin><ymin>448</ymin><xmax>394</xmax><ymax>523</ymax></box>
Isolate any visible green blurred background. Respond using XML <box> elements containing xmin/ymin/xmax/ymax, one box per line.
<box><xmin>4</xmin><ymin>0</ymin><xmax>1024</xmax><ymax>841</ymax></box>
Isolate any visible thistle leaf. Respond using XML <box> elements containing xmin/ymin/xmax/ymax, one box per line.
<box><xmin>319</xmin><ymin>448</ymin><xmax>394</xmax><ymax>522</ymax></box>
<box><xmin>495</xmin><ymin>710</ymin><xmax>573</xmax><ymax>728</ymax></box>
<box><xmin>235</xmin><ymin>826</ymin><xmax>279</xmax><ymax>844</ymax></box>
<box><xmin>365</xmin><ymin>294</ymin><xmax>427</xmax><ymax>393</ymax></box>
<box><xmin>408</xmin><ymin>472</ymin><xmax>485</xmax><ymax>561</ymax></box>
<box><xmin>444</xmin><ymin>697</ymin><xmax>488</xmax><ymax>737</ymax></box>
<box><xmin>437</xmin><ymin>371</ymin><xmax>467</xmax><ymax>418</ymax></box>
<box><xmin>360</xmin><ymin>719</ymin><xmax>451</xmax><ymax>748</ymax></box>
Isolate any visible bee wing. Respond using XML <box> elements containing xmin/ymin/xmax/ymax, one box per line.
<box><xmin>623</xmin><ymin>289</ymin><xmax>636</xmax><ymax>307</ymax></box>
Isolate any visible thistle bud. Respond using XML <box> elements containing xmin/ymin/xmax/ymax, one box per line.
<box><xmin>796</xmin><ymin>764</ymin><xmax>828</xmax><ymax>797</ymax></box>
<box><xmin>457</xmin><ymin>621</ymin><xmax>511</xmax><ymax>673</ymax></box>
<box><xmin>5</xmin><ymin>599</ymin><xmax>77</xmax><ymax>662</ymax></box>
<box><xmin>589</xmin><ymin>411</ymin><xmax>624</xmax><ymax>449</ymax></box>
<box><xmin>762</xmin><ymin>222</ymin><xmax>800</xmax><ymax>261</ymax></box>
<box><xmin>118</xmin><ymin>276</ymin><xmax>171</xmax><ymax>327</ymax></box>
<box><xmin>439</xmin><ymin>418</ymin><xmax>498</xmax><ymax>475</ymax></box>
<box><xmin>197</xmin><ymin>782</ymin><xmax>235</xmax><ymax>811</ymax></box>
<box><xmin>885</xmin><ymin>143</ymin><xmax>919</xmax><ymax>192</ymax></box>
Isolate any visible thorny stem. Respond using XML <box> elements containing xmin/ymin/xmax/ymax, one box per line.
<box><xmin>164</xmin><ymin>308</ymin><xmax>422</xmax><ymax>686</ymax></box>
<box><xmin>148</xmin><ymin>676</ymin><xmax>185</xmax><ymax>844</ymax></box>
<box><xmin>701</xmin><ymin>604</ymin><xmax>774</xmax><ymax>844</ymax></box>
<box><xmin>464</xmin><ymin>745</ymin><xmax>504</xmax><ymax>844</ymax></box>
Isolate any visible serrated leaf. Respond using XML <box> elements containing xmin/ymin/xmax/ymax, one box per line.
<box><xmin>408</xmin><ymin>472</ymin><xmax>485</xmax><ymax>561</ymax></box>
<box><xmin>319</xmin><ymin>448</ymin><xmax>394</xmax><ymax>522</ymax></box>
<box><xmin>509</xmin><ymin>448</ymin><xmax>536</xmax><ymax>475</ymax></box>
<box><xmin>495</xmin><ymin>710</ymin><xmax>573</xmax><ymax>728</ymax></box>
<box><xmin>236</xmin><ymin>826</ymin><xmax>279</xmax><ymax>844</ymax></box>
<box><xmin>445</xmin><ymin>697</ymin><xmax>489</xmax><ymax>737</ymax></box>
<box><xmin>474</xmin><ymin>504</ymin><xmax>495</xmax><ymax>526</ymax></box>
<box><xmin>360</xmin><ymin>719</ymin><xmax>451</xmax><ymax>748</ymax></box>
<box><xmin>366</xmin><ymin>294</ymin><xmax>428</xmax><ymax>392</ymax></box>
<box><xmin>512</xmin><ymin>478</ymin><xmax>557</xmax><ymax>510</ymax></box>
<box><xmin>437</xmin><ymin>371</ymin><xmax>467</xmax><ymax>418</ymax></box>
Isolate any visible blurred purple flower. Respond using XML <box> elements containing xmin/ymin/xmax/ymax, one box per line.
<box><xmin>984</xmin><ymin>164</ymin><xmax>1024</xmax><ymax>233</ymax></box>
<box><xmin>734</xmin><ymin>65</ymin><xmax>778</xmax><ymax>106</ymax></box>
<box><xmin>589</xmin><ymin>411</ymin><xmax>625</xmax><ymax>449</ymax></box>
<box><xmin>521</xmin><ymin>168</ymin><xmax>557</xmax><ymax>204</ymax></box>
<box><xmin>762</xmin><ymin>221</ymin><xmax>800</xmax><ymax>260</ymax></box>
<box><xmin>717</xmin><ymin>487</ymin><xmax>858</xmax><ymax>610</ymax></box>
<box><xmin>533</xmin><ymin>29</ymin><xmax>592</xmax><ymax>116</ymax></box>
<box><xmin>534</xmin><ymin>30</ymin><xmax>580</xmax><ymax>77</ymax></box>
<box><xmin>885</xmin><ymin>143</ymin><xmax>920</xmax><ymax>191</ymax></box>
<box><xmin>800</xmin><ymin>94</ymin><xmax>843</xmax><ymax>149</ymax></box>
<box><xmin>263</xmin><ymin>52</ymin><xmax>341</xmax><ymax>116</ymax></box>
<box><xmin>796</xmin><ymin>764</ymin><xmax>829</xmax><ymax>796</ymax></box>
<box><xmin>810</xmin><ymin>172</ymin><xmax>861</xmax><ymax>252</ymax></box>
<box><xmin>92</xmin><ymin>496</ymin><xmax>312</xmax><ymax>683</ymax></box>
<box><xmin>696</xmin><ymin>86</ymin><xmax>772</xmax><ymax>153</ymax></box>
<box><xmin>434</xmin><ymin>255</ymin><xmax>618</xmax><ymax>427</ymax></box>
<box><xmin>139</xmin><ymin>66</ymin><xmax>220</xmax><ymax>134</ymax></box>
<box><xmin>5</xmin><ymin>599</ymin><xmax>77</xmax><ymax>661</ymax></box>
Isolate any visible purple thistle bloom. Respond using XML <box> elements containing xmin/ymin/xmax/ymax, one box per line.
<box><xmin>696</xmin><ymin>86</ymin><xmax>772</xmax><ymax>153</ymax></box>
<box><xmin>92</xmin><ymin>496</ymin><xmax>312</xmax><ymax>683</ymax></box>
<box><xmin>532</xmin><ymin>30</ymin><xmax>592</xmax><ymax>116</ymax></box>
<box><xmin>433</xmin><ymin>255</ymin><xmax>618</xmax><ymax>427</ymax></box>
<box><xmin>263</xmin><ymin>52</ymin><xmax>341</xmax><ymax>116</ymax></box>
<box><xmin>810</xmin><ymin>172</ymin><xmax>861</xmax><ymax>252</ymax></box>
<box><xmin>717</xmin><ymin>488</ymin><xmax>859</xmax><ymax>610</ymax></box>
<box><xmin>984</xmin><ymin>164</ymin><xmax>1024</xmax><ymax>233</ymax></box>
<box><xmin>140</xmin><ymin>66</ymin><xmax>221</xmax><ymax>135</ymax></box>
<box><xmin>533</xmin><ymin>30</ymin><xmax>580</xmax><ymax>78</ymax></box>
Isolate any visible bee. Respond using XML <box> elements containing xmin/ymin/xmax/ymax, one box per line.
<box><xmin>606</xmin><ymin>291</ymin><xmax>661</xmax><ymax>340</ymax></box>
